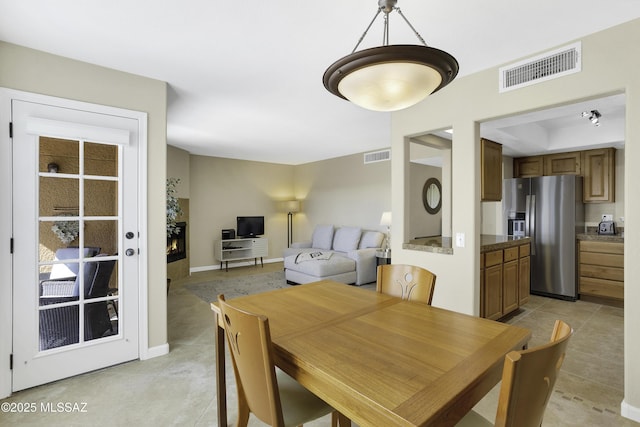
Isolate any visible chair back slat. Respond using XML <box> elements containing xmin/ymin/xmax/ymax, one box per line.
<box><xmin>218</xmin><ymin>295</ymin><xmax>284</xmax><ymax>426</ymax></box>
<box><xmin>495</xmin><ymin>319</ymin><xmax>573</xmax><ymax>427</ymax></box>
<box><xmin>376</xmin><ymin>264</ymin><xmax>436</xmax><ymax>304</ymax></box>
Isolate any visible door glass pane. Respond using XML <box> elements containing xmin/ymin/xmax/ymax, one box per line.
<box><xmin>85</xmin><ymin>142</ymin><xmax>118</xmax><ymax>177</ymax></box>
<box><xmin>39</xmin><ymin>137</ymin><xmax>79</xmax><ymax>174</ymax></box>
<box><xmin>85</xmin><ymin>299</ymin><xmax>117</xmax><ymax>342</ymax></box>
<box><xmin>39</xmin><ymin>305</ymin><xmax>79</xmax><ymax>350</ymax></box>
<box><xmin>39</xmin><ymin>176</ymin><xmax>79</xmax><ymax>217</ymax></box>
<box><xmin>37</xmin><ymin>137</ymin><xmax>120</xmax><ymax>351</ymax></box>
<box><xmin>85</xmin><ymin>179</ymin><xmax>118</xmax><ymax>216</ymax></box>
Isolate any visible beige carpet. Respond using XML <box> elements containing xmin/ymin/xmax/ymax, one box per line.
<box><xmin>185</xmin><ymin>270</ymin><xmax>290</xmax><ymax>302</ymax></box>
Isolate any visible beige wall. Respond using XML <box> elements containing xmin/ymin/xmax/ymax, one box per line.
<box><xmin>0</xmin><ymin>42</ymin><xmax>168</xmax><ymax>349</ymax></box>
<box><xmin>293</xmin><ymin>152</ymin><xmax>392</xmax><ymax>240</ymax></box>
<box><xmin>188</xmin><ymin>155</ymin><xmax>295</xmax><ymax>269</ymax></box>
<box><xmin>173</xmin><ymin>150</ymin><xmax>393</xmax><ymax>271</ymax></box>
<box><xmin>392</xmin><ymin>19</ymin><xmax>640</xmax><ymax>417</ymax></box>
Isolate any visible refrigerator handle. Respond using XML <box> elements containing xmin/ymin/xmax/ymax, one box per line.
<box><xmin>528</xmin><ymin>194</ymin><xmax>536</xmax><ymax>255</ymax></box>
<box><xmin>525</xmin><ymin>195</ymin><xmax>531</xmax><ymax>237</ymax></box>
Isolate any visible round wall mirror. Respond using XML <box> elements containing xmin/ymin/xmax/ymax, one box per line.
<box><xmin>422</xmin><ymin>178</ymin><xmax>442</xmax><ymax>214</ymax></box>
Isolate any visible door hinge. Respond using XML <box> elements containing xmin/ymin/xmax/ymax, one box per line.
<box><xmin>10</xmin><ymin>238</ymin><xmax>14</xmax><ymax>254</ymax></box>
<box><xmin>9</xmin><ymin>354</ymin><xmax>13</xmax><ymax>370</ymax></box>
<box><xmin>9</xmin><ymin>122</ymin><xmax>12</xmax><ymax>138</ymax></box>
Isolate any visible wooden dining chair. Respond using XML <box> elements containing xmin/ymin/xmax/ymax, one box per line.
<box><xmin>376</xmin><ymin>264</ymin><xmax>436</xmax><ymax>304</ymax></box>
<box><xmin>457</xmin><ymin>319</ymin><xmax>573</xmax><ymax>427</ymax></box>
<box><xmin>217</xmin><ymin>295</ymin><xmax>350</xmax><ymax>427</ymax></box>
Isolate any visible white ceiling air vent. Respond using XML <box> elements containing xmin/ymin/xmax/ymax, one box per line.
<box><xmin>364</xmin><ymin>149</ymin><xmax>391</xmax><ymax>164</ymax></box>
<box><xmin>499</xmin><ymin>42</ymin><xmax>581</xmax><ymax>93</ymax></box>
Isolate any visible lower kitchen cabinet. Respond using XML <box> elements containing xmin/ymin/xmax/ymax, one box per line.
<box><xmin>502</xmin><ymin>247</ymin><xmax>519</xmax><ymax>315</ymax></box>
<box><xmin>481</xmin><ymin>242</ymin><xmax>530</xmax><ymax>320</ymax></box>
<box><xmin>482</xmin><ymin>251</ymin><xmax>503</xmax><ymax>320</ymax></box>
<box><xmin>579</xmin><ymin>240</ymin><xmax>624</xmax><ymax>303</ymax></box>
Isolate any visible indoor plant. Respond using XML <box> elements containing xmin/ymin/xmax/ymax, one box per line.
<box><xmin>166</xmin><ymin>177</ymin><xmax>183</xmax><ymax>238</ymax></box>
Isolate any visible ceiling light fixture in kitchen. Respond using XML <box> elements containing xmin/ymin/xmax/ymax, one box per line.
<box><xmin>582</xmin><ymin>110</ymin><xmax>601</xmax><ymax>127</ymax></box>
<box><xmin>323</xmin><ymin>0</ymin><xmax>459</xmax><ymax>112</ymax></box>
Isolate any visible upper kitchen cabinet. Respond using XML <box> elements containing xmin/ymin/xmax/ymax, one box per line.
<box><xmin>481</xmin><ymin>138</ymin><xmax>502</xmax><ymax>201</ymax></box>
<box><xmin>513</xmin><ymin>148</ymin><xmax>616</xmax><ymax>203</ymax></box>
<box><xmin>544</xmin><ymin>151</ymin><xmax>582</xmax><ymax>175</ymax></box>
<box><xmin>513</xmin><ymin>156</ymin><xmax>543</xmax><ymax>177</ymax></box>
<box><xmin>583</xmin><ymin>148</ymin><xmax>615</xmax><ymax>202</ymax></box>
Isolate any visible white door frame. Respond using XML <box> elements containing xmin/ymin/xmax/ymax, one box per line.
<box><xmin>0</xmin><ymin>88</ymin><xmax>149</xmax><ymax>399</ymax></box>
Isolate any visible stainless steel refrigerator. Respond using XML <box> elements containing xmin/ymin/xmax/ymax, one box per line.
<box><xmin>503</xmin><ymin>175</ymin><xmax>584</xmax><ymax>300</ymax></box>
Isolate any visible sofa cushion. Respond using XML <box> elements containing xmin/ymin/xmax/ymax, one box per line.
<box><xmin>358</xmin><ymin>230</ymin><xmax>384</xmax><ymax>249</ymax></box>
<box><xmin>311</xmin><ymin>225</ymin><xmax>334</xmax><ymax>250</ymax></box>
<box><xmin>332</xmin><ymin>227</ymin><xmax>362</xmax><ymax>252</ymax></box>
<box><xmin>285</xmin><ymin>253</ymin><xmax>355</xmax><ymax>277</ymax></box>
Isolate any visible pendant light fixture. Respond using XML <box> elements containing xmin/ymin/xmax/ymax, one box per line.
<box><xmin>323</xmin><ymin>0</ymin><xmax>459</xmax><ymax>112</ymax></box>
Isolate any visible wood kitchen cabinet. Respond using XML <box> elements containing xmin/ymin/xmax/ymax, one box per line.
<box><xmin>582</xmin><ymin>148</ymin><xmax>615</xmax><ymax>202</ymax></box>
<box><xmin>544</xmin><ymin>152</ymin><xmax>581</xmax><ymax>175</ymax></box>
<box><xmin>482</xmin><ymin>250</ymin><xmax>503</xmax><ymax>320</ymax></box>
<box><xmin>481</xmin><ymin>242</ymin><xmax>531</xmax><ymax>320</ymax></box>
<box><xmin>513</xmin><ymin>147</ymin><xmax>615</xmax><ymax>203</ymax></box>
<box><xmin>513</xmin><ymin>156</ymin><xmax>544</xmax><ymax>177</ymax></box>
<box><xmin>502</xmin><ymin>247</ymin><xmax>519</xmax><ymax>315</ymax></box>
<box><xmin>579</xmin><ymin>240</ymin><xmax>623</xmax><ymax>303</ymax></box>
<box><xmin>481</xmin><ymin>138</ymin><xmax>503</xmax><ymax>201</ymax></box>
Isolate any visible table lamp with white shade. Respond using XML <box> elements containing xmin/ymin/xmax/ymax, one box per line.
<box><xmin>380</xmin><ymin>211</ymin><xmax>392</xmax><ymax>252</ymax></box>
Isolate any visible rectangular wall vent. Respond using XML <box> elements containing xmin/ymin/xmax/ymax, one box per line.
<box><xmin>364</xmin><ymin>149</ymin><xmax>391</xmax><ymax>164</ymax></box>
<box><xmin>499</xmin><ymin>42</ymin><xmax>581</xmax><ymax>92</ymax></box>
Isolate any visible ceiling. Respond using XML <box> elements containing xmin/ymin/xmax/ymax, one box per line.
<box><xmin>481</xmin><ymin>93</ymin><xmax>626</xmax><ymax>158</ymax></box>
<box><xmin>1</xmin><ymin>1</ymin><xmax>638</xmax><ymax>165</ymax></box>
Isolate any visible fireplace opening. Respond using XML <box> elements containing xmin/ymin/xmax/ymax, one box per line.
<box><xmin>167</xmin><ymin>221</ymin><xmax>187</xmax><ymax>263</ymax></box>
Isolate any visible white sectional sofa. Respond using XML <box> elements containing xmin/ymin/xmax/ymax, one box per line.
<box><xmin>283</xmin><ymin>224</ymin><xmax>385</xmax><ymax>285</ymax></box>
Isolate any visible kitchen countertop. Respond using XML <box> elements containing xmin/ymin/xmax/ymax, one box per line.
<box><xmin>403</xmin><ymin>234</ymin><xmax>531</xmax><ymax>254</ymax></box>
<box><xmin>480</xmin><ymin>235</ymin><xmax>532</xmax><ymax>253</ymax></box>
<box><xmin>576</xmin><ymin>232</ymin><xmax>624</xmax><ymax>243</ymax></box>
<box><xmin>405</xmin><ymin>232</ymin><xmax>622</xmax><ymax>254</ymax></box>
<box><xmin>404</xmin><ymin>236</ymin><xmax>453</xmax><ymax>255</ymax></box>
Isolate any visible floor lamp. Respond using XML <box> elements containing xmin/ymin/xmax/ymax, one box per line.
<box><xmin>380</xmin><ymin>211</ymin><xmax>392</xmax><ymax>252</ymax></box>
<box><xmin>286</xmin><ymin>200</ymin><xmax>301</xmax><ymax>248</ymax></box>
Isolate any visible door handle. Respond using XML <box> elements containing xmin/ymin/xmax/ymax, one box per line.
<box><xmin>125</xmin><ymin>248</ymin><xmax>136</xmax><ymax>256</ymax></box>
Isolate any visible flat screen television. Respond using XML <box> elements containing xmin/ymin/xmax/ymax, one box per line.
<box><xmin>236</xmin><ymin>216</ymin><xmax>264</xmax><ymax>238</ymax></box>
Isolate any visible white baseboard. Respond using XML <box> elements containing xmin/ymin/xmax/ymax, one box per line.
<box><xmin>622</xmin><ymin>400</ymin><xmax>640</xmax><ymax>422</ymax></box>
<box><xmin>141</xmin><ymin>343</ymin><xmax>170</xmax><ymax>360</ymax></box>
<box><xmin>190</xmin><ymin>257</ymin><xmax>283</xmax><ymax>274</ymax></box>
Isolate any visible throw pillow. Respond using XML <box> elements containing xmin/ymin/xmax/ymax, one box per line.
<box><xmin>311</xmin><ymin>225</ymin><xmax>335</xmax><ymax>250</ymax></box>
<box><xmin>358</xmin><ymin>230</ymin><xmax>384</xmax><ymax>249</ymax></box>
<box><xmin>333</xmin><ymin>227</ymin><xmax>362</xmax><ymax>252</ymax></box>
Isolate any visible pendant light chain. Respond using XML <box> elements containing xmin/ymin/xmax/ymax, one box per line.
<box><xmin>350</xmin><ymin>5</ymin><xmax>428</xmax><ymax>54</ymax></box>
<box><xmin>351</xmin><ymin>8</ymin><xmax>382</xmax><ymax>53</ymax></box>
<box><xmin>383</xmin><ymin>10</ymin><xmax>389</xmax><ymax>46</ymax></box>
<box><xmin>395</xmin><ymin>7</ymin><xmax>428</xmax><ymax>47</ymax></box>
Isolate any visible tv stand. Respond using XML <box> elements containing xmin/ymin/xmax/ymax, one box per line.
<box><xmin>214</xmin><ymin>237</ymin><xmax>268</xmax><ymax>272</ymax></box>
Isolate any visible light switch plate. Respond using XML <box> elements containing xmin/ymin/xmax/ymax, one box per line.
<box><xmin>456</xmin><ymin>232</ymin><xmax>465</xmax><ymax>248</ymax></box>
<box><xmin>602</xmin><ymin>214</ymin><xmax>613</xmax><ymax>222</ymax></box>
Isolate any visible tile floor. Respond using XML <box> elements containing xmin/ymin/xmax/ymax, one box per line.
<box><xmin>1</xmin><ymin>262</ymin><xmax>637</xmax><ymax>426</ymax></box>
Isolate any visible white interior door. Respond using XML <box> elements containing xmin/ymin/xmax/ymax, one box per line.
<box><xmin>11</xmin><ymin>99</ymin><xmax>140</xmax><ymax>391</ymax></box>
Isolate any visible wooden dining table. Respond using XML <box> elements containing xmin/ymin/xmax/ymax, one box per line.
<box><xmin>211</xmin><ymin>280</ymin><xmax>531</xmax><ymax>427</ymax></box>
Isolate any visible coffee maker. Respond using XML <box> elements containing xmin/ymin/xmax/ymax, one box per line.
<box><xmin>507</xmin><ymin>212</ymin><xmax>526</xmax><ymax>237</ymax></box>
